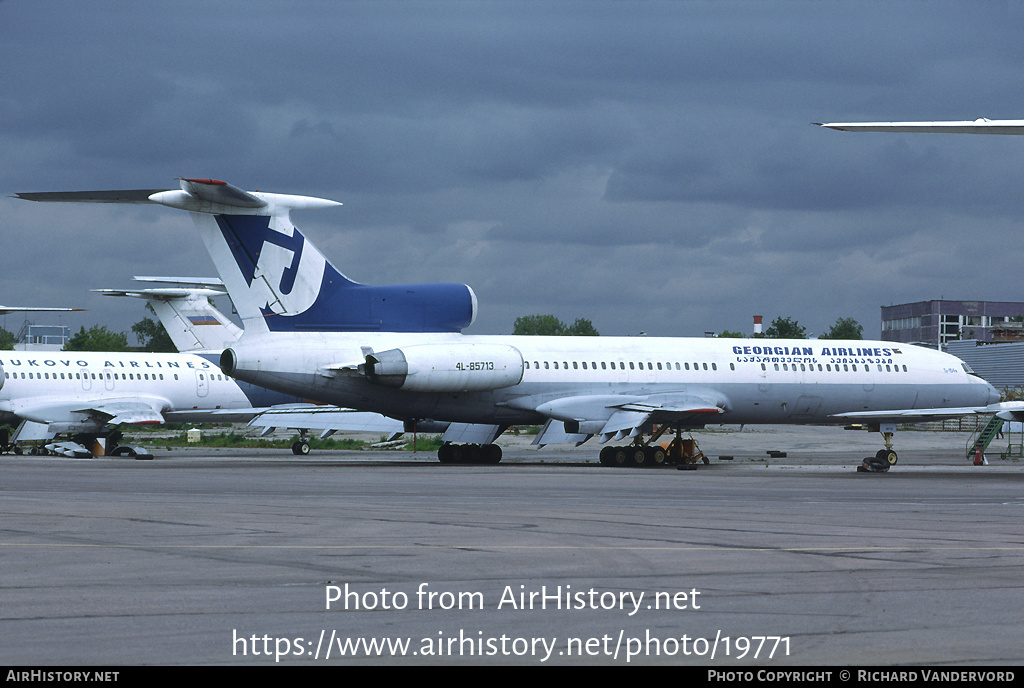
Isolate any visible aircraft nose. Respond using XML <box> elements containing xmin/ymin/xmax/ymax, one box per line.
<box><xmin>986</xmin><ymin>381</ymin><xmax>1001</xmax><ymax>405</ymax></box>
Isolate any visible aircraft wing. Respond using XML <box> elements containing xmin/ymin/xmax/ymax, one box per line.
<box><xmin>94</xmin><ymin>287</ymin><xmax>227</xmax><ymax>300</ymax></box>
<box><xmin>831</xmin><ymin>401</ymin><xmax>1024</xmax><ymax>424</ymax></box>
<box><xmin>815</xmin><ymin>119</ymin><xmax>1024</xmax><ymax>134</ymax></box>
<box><xmin>524</xmin><ymin>390</ymin><xmax>728</xmax><ymax>445</ymax></box>
<box><xmin>246</xmin><ymin>405</ymin><xmax>408</xmax><ymax>437</ymax></box>
<box><xmin>85</xmin><ymin>400</ymin><xmax>165</xmax><ymax>425</ymax></box>
<box><xmin>11</xmin><ymin>396</ymin><xmax>167</xmax><ymax>427</ymax></box>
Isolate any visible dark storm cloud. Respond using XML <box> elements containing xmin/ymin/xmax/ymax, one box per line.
<box><xmin>3</xmin><ymin>1</ymin><xmax>1024</xmax><ymax>341</ymax></box>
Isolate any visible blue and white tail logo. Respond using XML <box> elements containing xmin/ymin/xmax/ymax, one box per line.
<box><xmin>14</xmin><ymin>177</ymin><xmax>477</xmax><ymax>335</ymax></box>
<box><xmin>209</xmin><ymin>213</ymin><xmax>477</xmax><ymax>334</ymax></box>
<box><xmin>216</xmin><ymin>214</ymin><xmax>327</xmax><ymax>319</ymax></box>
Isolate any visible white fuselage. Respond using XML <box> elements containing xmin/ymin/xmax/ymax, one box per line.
<box><xmin>225</xmin><ymin>332</ymin><xmax>999</xmax><ymax>427</ymax></box>
<box><xmin>0</xmin><ymin>350</ymin><xmax>254</xmax><ymax>430</ymax></box>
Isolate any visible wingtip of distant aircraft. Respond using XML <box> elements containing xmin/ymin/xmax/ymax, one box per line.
<box><xmin>812</xmin><ymin>122</ymin><xmax>853</xmax><ymax>131</ymax></box>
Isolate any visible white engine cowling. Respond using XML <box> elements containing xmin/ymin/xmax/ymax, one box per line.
<box><xmin>365</xmin><ymin>343</ymin><xmax>524</xmax><ymax>392</ymax></box>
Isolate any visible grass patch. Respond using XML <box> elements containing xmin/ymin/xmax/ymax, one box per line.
<box><xmin>136</xmin><ymin>431</ymin><xmax>371</xmax><ymax>450</ymax></box>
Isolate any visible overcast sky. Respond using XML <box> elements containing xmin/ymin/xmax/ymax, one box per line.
<box><xmin>3</xmin><ymin>1</ymin><xmax>1024</xmax><ymax>342</ymax></box>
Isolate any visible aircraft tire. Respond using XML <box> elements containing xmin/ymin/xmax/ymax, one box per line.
<box><xmin>612</xmin><ymin>447</ymin><xmax>629</xmax><ymax>466</ymax></box>
<box><xmin>292</xmin><ymin>440</ymin><xmax>310</xmax><ymax>456</ymax></box>
<box><xmin>875</xmin><ymin>448</ymin><xmax>898</xmax><ymax>465</ymax></box>
<box><xmin>484</xmin><ymin>444</ymin><xmax>502</xmax><ymax>464</ymax></box>
<box><xmin>649</xmin><ymin>446</ymin><xmax>667</xmax><ymax>466</ymax></box>
<box><xmin>599</xmin><ymin>446</ymin><xmax>615</xmax><ymax>466</ymax></box>
<box><xmin>631</xmin><ymin>448</ymin><xmax>648</xmax><ymax>467</ymax></box>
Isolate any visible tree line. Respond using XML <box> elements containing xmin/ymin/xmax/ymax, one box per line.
<box><xmin>719</xmin><ymin>316</ymin><xmax>863</xmax><ymax>340</ymax></box>
<box><xmin>510</xmin><ymin>314</ymin><xmax>864</xmax><ymax>340</ymax></box>
<box><xmin>0</xmin><ymin>315</ymin><xmax>176</xmax><ymax>352</ymax></box>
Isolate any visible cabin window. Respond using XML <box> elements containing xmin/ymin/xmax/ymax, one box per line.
<box><xmin>730</xmin><ymin>363</ymin><xmax>735</xmax><ymax>371</ymax></box>
<box><xmin>711</xmin><ymin>363</ymin><xmax>717</xmax><ymax>371</ymax></box>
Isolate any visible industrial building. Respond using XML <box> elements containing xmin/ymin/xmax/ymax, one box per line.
<box><xmin>881</xmin><ymin>299</ymin><xmax>1024</xmax><ymax>348</ymax></box>
<box><xmin>946</xmin><ymin>340</ymin><xmax>1024</xmax><ymax>392</ymax></box>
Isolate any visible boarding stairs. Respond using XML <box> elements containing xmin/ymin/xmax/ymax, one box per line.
<box><xmin>966</xmin><ymin>416</ymin><xmax>1004</xmax><ymax>460</ymax></box>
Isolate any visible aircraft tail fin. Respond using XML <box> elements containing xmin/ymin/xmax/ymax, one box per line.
<box><xmin>93</xmin><ymin>277</ymin><xmax>242</xmax><ymax>352</ymax></box>
<box><xmin>19</xmin><ymin>178</ymin><xmax>478</xmax><ymax>334</ymax></box>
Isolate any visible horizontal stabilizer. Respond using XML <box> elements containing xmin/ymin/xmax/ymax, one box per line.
<box><xmin>134</xmin><ymin>276</ymin><xmax>228</xmax><ymax>290</ymax></box>
<box><xmin>15</xmin><ymin>189</ymin><xmax>168</xmax><ymax>203</ymax></box>
<box><xmin>176</xmin><ymin>178</ymin><xmax>266</xmax><ymax>209</ymax></box>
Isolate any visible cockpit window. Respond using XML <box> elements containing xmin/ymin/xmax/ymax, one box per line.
<box><xmin>962</xmin><ymin>363</ymin><xmax>979</xmax><ymax>376</ymax></box>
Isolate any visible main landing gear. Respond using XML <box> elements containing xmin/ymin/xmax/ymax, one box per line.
<box><xmin>437</xmin><ymin>442</ymin><xmax>502</xmax><ymax>465</ymax></box>
<box><xmin>598</xmin><ymin>426</ymin><xmax>709</xmax><ymax>468</ymax></box>
<box><xmin>858</xmin><ymin>426</ymin><xmax>898</xmax><ymax>473</ymax></box>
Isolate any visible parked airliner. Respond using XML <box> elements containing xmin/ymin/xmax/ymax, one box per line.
<box><xmin>0</xmin><ymin>348</ymin><xmax>291</xmax><ymax>456</ymax></box>
<box><xmin>18</xmin><ymin>179</ymin><xmax>1016</xmax><ymax>467</ymax></box>
<box><xmin>95</xmin><ymin>276</ymin><xmax>432</xmax><ymax>453</ymax></box>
